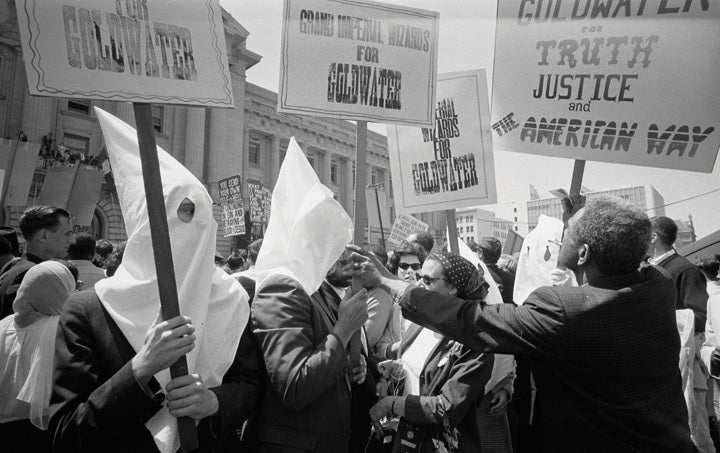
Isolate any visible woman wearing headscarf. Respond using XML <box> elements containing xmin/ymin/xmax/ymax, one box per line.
<box><xmin>369</xmin><ymin>251</ymin><xmax>513</xmax><ymax>453</ymax></box>
<box><xmin>0</xmin><ymin>260</ymin><xmax>75</xmax><ymax>452</ymax></box>
<box><xmin>48</xmin><ymin>108</ymin><xmax>263</xmax><ymax>453</ymax></box>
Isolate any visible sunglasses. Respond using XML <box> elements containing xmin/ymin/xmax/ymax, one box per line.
<box><xmin>417</xmin><ymin>274</ymin><xmax>444</xmax><ymax>285</ymax></box>
<box><xmin>397</xmin><ymin>262</ymin><xmax>421</xmax><ymax>271</ymax></box>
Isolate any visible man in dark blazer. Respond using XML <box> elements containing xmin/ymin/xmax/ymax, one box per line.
<box><xmin>650</xmin><ymin>215</ymin><xmax>713</xmax><ymax>453</ymax></box>
<box><xmin>0</xmin><ymin>206</ymin><xmax>73</xmax><ymax>318</ymax></box>
<box><xmin>49</xmin><ymin>293</ymin><xmax>263</xmax><ymax>453</ymax></box>
<box><xmin>349</xmin><ymin>197</ymin><xmax>693</xmax><ymax>453</ymax></box>
<box><xmin>248</xmin><ymin>256</ymin><xmax>369</xmax><ymax>453</ymax></box>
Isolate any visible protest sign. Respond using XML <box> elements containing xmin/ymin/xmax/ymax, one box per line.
<box><xmin>37</xmin><ymin>164</ymin><xmax>104</xmax><ymax>226</ymax></box>
<box><xmin>14</xmin><ymin>0</ymin><xmax>234</xmax><ymax>107</ymax></box>
<box><xmin>67</xmin><ymin>167</ymin><xmax>105</xmax><ymax>226</ymax></box>
<box><xmin>279</xmin><ymin>0</ymin><xmax>439</xmax><ymax>126</ymax></box>
<box><xmin>388</xmin><ymin>70</ymin><xmax>497</xmax><ymax>215</ymax></box>
<box><xmin>0</xmin><ymin>139</ymin><xmax>41</xmax><ymax>206</ymax></box>
<box><xmin>218</xmin><ymin>175</ymin><xmax>245</xmax><ymax>237</ymax></box>
<box><xmin>387</xmin><ymin>213</ymin><xmax>429</xmax><ymax>248</ymax></box>
<box><xmin>491</xmin><ymin>1</ymin><xmax>720</xmax><ymax>173</ymax></box>
<box><xmin>247</xmin><ymin>180</ymin><xmax>272</xmax><ymax>224</ymax></box>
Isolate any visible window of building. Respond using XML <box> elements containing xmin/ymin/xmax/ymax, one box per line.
<box><xmin>388</xmin><ymin>174</ymin><xmax>393</xmax><ymax>198</ymax></box>
<box><xmin>514</xmin><ymin>207</ymin><xmax>517</xmax><ymax>213</ymax></box>
<box><xmin>63</xmin><ymin>133</ymin><xmax>90</xmax><ymax>154</ymax></box>
<box><xmin>330</xmin><ymin>160</ymin><xmax>338</xmax><ymax>184</ymax></box>
<box><xmin>151</xmin><ymin>106</ymin><xmax>164</xmax><ymax>133</ymax></box>
<box><xmin>515</xmin><ymin>226</ymin><xmax>519</xmax><ymax>232</ymax></box>
<box><xmin>459</xmin><ymin>227</ymin><xmax>464</xmax><ymax>233</ymax></box>
<box><xmin>68</xmin><ymin>99</ymin><xmax>91</xmax><ymax>115</ymax></box>
<box><xmin>249</xmin><ymin>141</ymin><xmax>261</xmax><ymax>166</ymax></box>
<box><xmin>514</xmin><ymin>217</ymin><xmax>518</xmax><ymax>222</ymax></box>
<box><xmin>371</xmin><ymin>169</ymin><xmax>379</xmax><ymax>186</ymax></box>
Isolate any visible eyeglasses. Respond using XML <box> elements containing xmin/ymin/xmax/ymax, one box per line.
<box><xmin>417</xmin><ymin>274</ymin><xmax>444</xmax><ymax>285</ymax></box>
<box><xmin>397</xmin><ymin>262</ymin><xmax>421</xmax><ymax>271</ymax></box>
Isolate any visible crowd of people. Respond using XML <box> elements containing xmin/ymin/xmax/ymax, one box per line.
<box><xmin>0</xmin><ymin>117</ymin><xmax>718</xmax><ymax>453</ymax></box>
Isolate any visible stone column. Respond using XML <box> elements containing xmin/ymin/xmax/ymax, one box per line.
<box><xmin>207</xmin><ymin>108</ymin><xmax>228</xmax><ymax>195</ymax></box>
<box><xmin>113</xmin><ymin>102</ymin><xmax>136</xmax><ymax>127</ymax></box>
<box><xmin>266</xmin><ymin>135</ymin><xmax>280</xmax><ymax>187</ymax></box>
<box><xmin>242</xmin><ymin>129</ymin><xmax>250</xmax><ymax>190</ymax></box>
<box><xmin>184</xmin><ymin>108</ymin><xmax>205</xmax><ymax>181</ymax></box>
<box><xmin>21</xmin><ymin>93</ymin><xmax>54</xmax><ymax>142</ymax></box>
<box><xmin>343</xmin><ymin>158</ymin><xmax>354</xmax><ymax>216</ymax></box>
<box><xmin>322</xmin><ymin>151</ymin><xmax>332</xmax><ymax>186</ymax></box>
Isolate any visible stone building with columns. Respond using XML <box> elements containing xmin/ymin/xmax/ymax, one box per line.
<box><xmin>0</xmin><ymin>6</ymin><xmax>446</xmax><ymax>255</ymax></box>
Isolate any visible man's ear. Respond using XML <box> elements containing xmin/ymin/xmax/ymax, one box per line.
<box><xmin>448</xmin><ymin>285</ymin><xmax>458</xmax><ymax>297</ymax></box>
<box><xmin>577</xmin><ymin>243</ymin><xmax>590</xmax><ymax>266</ymax></box>
<box><xmin>36</xmin><ymin>229</ymin><xmax>49</xmax><ymax>243</ymax></box>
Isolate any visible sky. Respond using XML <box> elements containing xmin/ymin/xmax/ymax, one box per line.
<box><xmin>220</xmin><ymin>0</ymin><xmax>720</xmax><ymax>238</ymax></box>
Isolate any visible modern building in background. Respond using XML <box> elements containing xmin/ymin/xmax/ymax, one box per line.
<box><xmin>526</xmin><ymin>185</ymin><xmax>667</xmax><ymax>231</ymax></box>
<box><xmin>455</xmin><ymin>207</ymin><xmax>513</xmax><ymax>247</ymax></box>
<box><xmin>0</xmin><ymin>6</ymin><xmax>445</xmax><ymax>255</ymax></box>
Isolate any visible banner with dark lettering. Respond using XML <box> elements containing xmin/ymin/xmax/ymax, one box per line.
<box><xmin>491</xmin><ymin>0</ymin><xmax>720</xmax><ymax>173</ymax></box>
<box><xmin>279</xmin><ymin>0</ymin><xmax>439</xmax><ymax>126</ymax></box>
<box><xmin>14</xmin><ymin>0</ymin><xmax>234</xmax><ymax>107</ymax></box>
<box><xmin>218</xmin><ymin>175</ymin><xmax>245</xmax><ymax>237</ymax></box>
<box><xmin>387</xmin><ymin>70</ymin><xmax>497</xmax><ymax>215</ymax></box>
<box><xmin>247</xmin><ymin>180</ymin><xmax>272</xmax><ymax>224</ymax></box>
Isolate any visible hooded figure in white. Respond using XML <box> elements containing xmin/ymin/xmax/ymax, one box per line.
<box><xmin>48</xmin><ymin>107</ymin><xmax>251</xmax><ymax>453</ymax></box>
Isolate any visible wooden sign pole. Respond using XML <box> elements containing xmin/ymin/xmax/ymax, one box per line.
<box><xmin>445</xmin><ymin>209</ymin><xmax>460</xmax><ymax>254</ymax></box>
<box><xmin>564</xmin><ymin>159</ymin><xmax>586</xmax><ymax>225</ymax></box>
<box><xmin>350</xmin><ymin>120</ymin><xmax>369</xmax><ymax>365</ymax></box>
<box><xmin>569</xmin><ymin>160</ymin><xmax>585</xmax><ymax>199</ymax></box>
<box><xmin>133</xmin><ymin>103</ymin><xmax>199</xmax><ymax>452</ymax></box>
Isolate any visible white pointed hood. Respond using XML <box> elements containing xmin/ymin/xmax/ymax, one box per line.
<box><xmin>93</xmin><ymin>107</ymin><xmax>248</xmax><ymax>453</ymax></box>
<box><xmin>255</xmin><ymin>137</ymin><xmax>353</xmax><ymax>295</ymax></box>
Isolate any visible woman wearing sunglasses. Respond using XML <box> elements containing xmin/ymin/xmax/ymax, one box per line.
<box><xmin>369</xmin><ymin>251</ymin><xmax>512</xmax><ymax>453</ymax></box>
<box><xmin>387</xmin><ymin>242</ymin><xmax>427</xmax><ymax>283</ymax></box>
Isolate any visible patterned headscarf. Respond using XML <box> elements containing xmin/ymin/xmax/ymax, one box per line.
<box><xmin>427</xmin><ymin>251</ymin><xmax>489</xmax><ymax>300</ymax></box>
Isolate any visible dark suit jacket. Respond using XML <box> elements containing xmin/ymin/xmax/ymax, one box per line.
<box><xmin>0</xmin><ymin>254</ymin><xmax>43</xmax><ymax>318</ymax></box>
<box><xmin>49</xmin><ymin>291</ymin><xmax>263</xmax><ymax>453</ymax></box>
<box><xmin>398</xmin><ymin>266</ymin><xmax>692</xmax><ymax>453</ymax></box>
<box><xmin>656</xmin><ymin>253</ymin><xmax>709</xmax><ymax>334</ymax></box>
<box><xmin>248</xmin><ymin>276</ymin><xmax>354</xmax><ymax>453</ymax></box>
<box><xmin>403</xmin><ymin>333</ymin><xmax>494</xmax><ymax>453</ymax></box>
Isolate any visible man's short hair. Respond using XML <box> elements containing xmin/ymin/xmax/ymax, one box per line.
<box><xmin>247</xmin><ymin>239</ymin><xmax>263</xmax><ymax>265</ymax></box>
<box><xmin>19</xmin><ymin>206</ymin><xmax>71</xmax><ymax>241</ymax></box>
<box><xmin>68</xmin><ymin>232</ymin><xmax>96</xmax><ymax>260</ymax></box>
<box><xmin>407</xmin><ymin>231</ymin><xmax>434</xmax><ymax>254</ymax></box>
<box><xmin>94</xmin><ymin>239</ymin><xmax>114</xmax><ymax>258</ymax></box>
<box><xmin>478</xmin><ymin>237</ymin><xmax>502</xmax><ymax>264</ymax></box>
<box><xmin>573</xmin><ymin>197</ymin><xmax>652</xmax><ymax>275</ymax></box>
<box><xmin>0</xmin><ymin>227</ymin><xmax>19</xmax><ymax>256</ymax></box>
<box><xmin>651</xmin><ymin>216</ymin><xmax>678</xmax><ymax>246</ymax></box>
<box><xmin>226</xmin><ymin>255</ymin><xmax>244</xmax><ymax>271</ymax></box>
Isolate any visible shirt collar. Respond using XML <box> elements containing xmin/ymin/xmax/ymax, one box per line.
<box><xmin>325</xmin><ymin>280</ymin><xmax>347</xmax><ymax>300</ymax></box>
<box><xmin>650</xmin><ymin>249</ymin><xmax>676</xmax><ymax>266</ymax></box>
